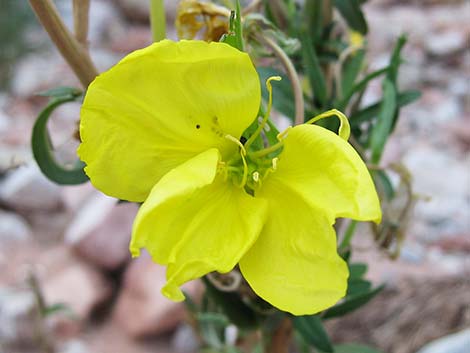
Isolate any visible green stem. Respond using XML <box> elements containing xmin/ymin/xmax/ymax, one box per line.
<box><xmin>339</xmin><ymin>220</ymin><xmax>357</xmax><ymax>251</ymax></box>
<box><xmin>150</xmin><ymin>0</ymin><xmax>166</xmax><ymax>42</ymax></box>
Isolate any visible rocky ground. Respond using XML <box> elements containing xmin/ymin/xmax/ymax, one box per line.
<box><xmin>0</xmin><ymin>1</ymin><xmax>469</xmax><ymax>353</ymax></box>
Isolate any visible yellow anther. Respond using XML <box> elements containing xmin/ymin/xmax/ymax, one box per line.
<box><xmin>252</xmin><ymin>171</ymin><xmax>260</xmax><ymax>182</ymax></box>
<box><xmin>272</xmin><ymin>157</ymin><xmax>278</xmax><ymax>170</ymax></box>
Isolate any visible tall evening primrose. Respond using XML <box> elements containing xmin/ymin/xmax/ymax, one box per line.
<box><xmin>78</xmin><ymin>40</ymin><xmax>381</xmax><ymax>315</ymax></box>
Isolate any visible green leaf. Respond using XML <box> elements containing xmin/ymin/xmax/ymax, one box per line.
<box><xmin>303</xmin><ymin>0</ymin><xmax>323</xmax><ymax>43</ymax></box>
<box><xmin>349</xmin><ymin>90</ymin><xmax>421</xmax><ymax>127</ymax></box>
<box><xmin>373</xmin><ymin>169</ymin><xmax>395</xmax><ymax>200</ymax></box>
<box><xmin>202</xmin><ymin>277</ymin><xmax>258</xmax><ymax>330</ymax></box>
<box><xmin>341</xmin><ymin>49</ymin><xmax>365</xmax><ymax>97</ymax></box>
<box><xmin>293</xmin><ymin>315</ymin><xmax>333</xmax><ymax>353</ymax></box>
<box><xmin>31</xmin><ymin>93</ymin><xmax>89</xmax><ymax>185</ymax></box>
<box><xmin>387</xmin><ymin>35</ymin><xmax>407</xmax><ymax>84</ymax></box>
<box><xmin>334</xmin><ymin>343</ymin><xmax>384</xmax><ymax>353</ymax></box>
<box><xmin>348</xmin><ymin>263</ymin><xmax>367</xmax><ymax>280</ymax></box>
<box><xmin>182</xmin><ymin>290</ymin><xmax>199</xmax><ymax>314</ymax></box>
<box><xmin>300</xmin><ymin>33</ymin><xmax>328</xmax><ymax>108</ymax></box>
<box><xmin>347</xmin><ymin>279</ymin><xmax>372</xmax><ymax>296</ymax></box>
<box><xmin>323</xmin><ymin>285</ymin><xmax>385</xmax><ymax>319</ymax></box>
<box><xmin>333</xmin><ymin>0</ymin><xmax>368</xmax><ymax>34</ymax></box>
<box><xmin>37</xmin><ymin>86</ymin><xmax>82</xmax><ymax>99</ymax></box>
<box><xmin>338</xmin><ymin>67</ymin><xmax>388</xmax><ymax>110</ymax></box>
<box><xmin>257</xmin><ymin>67</ymin><xmax>295</xmax><ymax>120</ymax></box>
<box><xmin>369</xmin><ymin>79</ymin><xmax>397</xmax><ymax>163</ymax></box>
<box><xmin>220</xmin><ymin>1</ymin><xmax>243</xmax><ymax>51</ymax></box>
<box><xmin>196</xmin><ymin>312</ymin><xmax>230</xmax><ymax>327</ymax></box>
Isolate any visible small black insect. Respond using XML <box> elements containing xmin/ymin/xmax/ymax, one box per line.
<box><xmin>196</xmin><ymin>124</ymin><xmax>201</xmax><ymax>129</ymax></box>
<box><xmin>240</xmin><ymin>136</ymin><xmax>247</xmax><ymax>144</ymax></box>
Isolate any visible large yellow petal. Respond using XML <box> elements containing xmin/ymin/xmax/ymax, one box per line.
<box><xmin>130</xmin><ymin>148</ymin><xmax>268</xmax><ymax>301</ymax></box>
<box><xmin>271</xmin><ymin>124</ymin><xmax>381</xmax><ymax>223</ymax></box>
<box><xmin>78</xmin><ymin>40</ymin><xmax>260</xmax><ymax>202</ymax></box>
<box><xmin>240</xmin><ymin>178</ymin><xmax>348</xmax><ymax>315</ymax></box>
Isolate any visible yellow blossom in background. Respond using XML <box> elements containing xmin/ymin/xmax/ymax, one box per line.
<box><xmin>349</xmin><ymin>30</ymin><xmax>364</xmax><ymax>47</ymax></box>
<box><xmin>78</xmin><ymin>40</ymin><xmax>381</xmax><ymax>315</ymax></box>
<box><xmin>176</xmin><ymin>0</ymin><xmax>230</xmax><ymax>41</ymax></box>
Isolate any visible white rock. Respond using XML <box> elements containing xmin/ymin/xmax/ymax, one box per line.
<box><xmin>0</xmin><ymin>163</ymin><xmax>63</xmax><ymax>212</ymax></box>
<box><xmin>41</xmin><ymin>247</ymin><xmax>112</xmax><ymax>323</ymax></box>
<box><xmin>0</xmin><ymin>210</ymin><xmax>32</xmax><ymax>245</ymax></box>
<box><xmin>0</xmin><ymin>288</ymin><xmax>41</xmax><ymax>348</ymax></box>
<box><xmin>425</xmin><ymin>30</ymin><xmax>466</xmax><ymax>56</ymax></box>
<box><xmin>403</xmin><ymin>146</ymin><xmax>470</xmax><ymax>240</ymax></box>
<box><xmin>11</xmin><ymin>53</ymin><xmax>76</xmax><ymax>97</ymax></box>
<box><xmin>112</xmin><ymin>253</ymin><xmax>203</xmax><ymax>338</ymax></box>
<box><xmin>171</xmin><ymin>324</ymin><xmax>200</xmax><ymax>353</ymax></box>
<box><xmin>65</xmin><ymin>192</ymin><xmax>138</xmax><ymax>270</ymax></box>
<box><xmin>416</xmin><ymin>329</ymin><xmax>470</xmax><ymax>353</ymax></box>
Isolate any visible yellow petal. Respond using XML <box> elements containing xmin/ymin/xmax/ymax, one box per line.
<box><xmin>78</xmin><ymin>39</ymin><xmax>260</xmax><ymax>202</ymax></box>
<box><xmin>272</xmin><ymin>124</ymin><xmax>381</xmax><ymax>223</ymax></box>
<box><xmin>240</xmin><ymin>178</ymin><xmax>348</xmax><ymax>315</ymax></box>
<box><xmin>130</xmin><ymin>148</ymin><xmax>268</xmax><ymax>301</ymax></box>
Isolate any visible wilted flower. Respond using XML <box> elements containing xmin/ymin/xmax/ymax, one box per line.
<box><xmin>176</xmin><ymin>0</ymin><xmax>230</xmax><ymax>42</ymax></box>
<box><xmin>78</xmin><ymin>40</ymin><xmax>381</xmax><ymax>315</ymax></box>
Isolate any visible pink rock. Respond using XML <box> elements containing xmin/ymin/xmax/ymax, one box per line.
<box><xmin>112</xmin><ymin>253</ymin><xmax>203</xmax><ymax>338</ymax></box>
<box><xmin>39</xmin><ymin>247</ymin><xmax>112</xmax><ymax>333</ymax></box>
<box><xmin>65</xmin><ymin>192</ymin><xmax>139</xmax><ymax>270</ymax></box>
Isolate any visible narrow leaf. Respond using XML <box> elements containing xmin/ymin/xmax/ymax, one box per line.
<box><xmin>333</xmin><ymin>0</ymin><xmax>368</xmax><ymax>34</ymax></box>
<box><xmin>220</xmin><ymin>1</ymin><xmax>243</xmax><ymax>51</ymax></box>
<box><xmin>300</xmin><ymin>33</ymin><xmax>328</xmax><ymax>107</ymax></box>
<box><xmin>293</xmin><ymin>315</ymin><xmax>333</xmax><ymax>353</ymax></box>
<box><xmin>347</xmin><ymin>279</ymin><xmax>372</xmax><ymax>296</ymax></box>
<box><xmin>349</xmin><ymin>90</ymin><xmax>421</xmax><ymax>127</ymax></box>
<box><xmin>31</xmin><ymin>94</ymin><xmax>89</xmax><ymax>185</ymax></box>
<box><xmin>338</xmin><ymin>67</ymin><xmax>388</xmax><ymax>110</ymax></box>
<box><xmin>369</xmin><ymin>79</ymin><xmax>397</xmax><ymax>163</ymax></box>
<box><xmin>348</xmin><ymin>263</ymin><xmax>367</xmax><ymax>280</ymax></box>
<box><xmin>334</xmin><ymin>343</ymin><xmax>384</xmax><ymax>353</ymax></box>
<box><xmin>374</xmin><ymin>169</ymin><xmax>395</xmax><ymax>200</ymax></box>
<box><xmin>37</xmin><ymin>86</ymin><xmax>82</xmax><ymax>98</ymax></box>
<box><xmin>341</xmin><ymin>49</ymin><xmax>365</xmax><ymax>97</ymax></box>
<box><xmin>202</xmin><ymin>277</ymin><xmax>258</xmax><ymax>329</ymax></box>
<box><xmin>323</xmin><ymin>285</ymin><xmax>385</xmax><ymax>319</ymax></box>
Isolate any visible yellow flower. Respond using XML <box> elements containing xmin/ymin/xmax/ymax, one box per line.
<box><xmin>78</xmin><ymin>40</ymin><xmax>381</xmax><ymax>315</ymax></box>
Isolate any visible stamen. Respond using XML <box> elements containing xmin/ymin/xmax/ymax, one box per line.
<box><xmin>305</xmin><ymin>109</ymin><xmax>351</xmax><ymax>141</ymax></box>
<box><xmin>225</xmin><ymin>134</ymin><xmax>248</xmax><ymax>188</ymax></box>
<box><xmin>244</xmin><ymin>75</ymin><xmax>282</xmax><ymax>149</ymax></box>
<box><xmin>272</xmin><ymin>157</ymin><xmax>278</xmax><ymax>170</ymax></box>
<box><xmin>249</xmin><ymin>140</ymin><xmax>284</xmax><ymax>158</ymax></box>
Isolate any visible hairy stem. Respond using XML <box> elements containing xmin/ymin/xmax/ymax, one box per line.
<box><xmin>29</xmin><ymin>0</ymin><xmax>98</xmax><ymax>87</ymax></box>
<box><xmin>256</xmin><ymin>34</ymin><xmax>305</xmax><ymax>125</ymax></box>
<box><xmin>72</xmin><ymin>0</ymin><xmax>90</xmax><ymax>48</ymax></box>
<box><xmin>265</xmin><ymin>318</ymin><xmax>292</xmax><ymax>353</ymax></box>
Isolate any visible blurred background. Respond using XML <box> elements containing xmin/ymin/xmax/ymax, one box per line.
<box><xmin>0</xmin><ymin>1</ymin><xmax>469</xmax><ymax>353</ymax></box>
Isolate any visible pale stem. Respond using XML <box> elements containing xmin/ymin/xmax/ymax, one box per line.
<box><xmin>73</xmin><ymin>0</ymin><xmax>90</xmax><ymax>48</ymax></box>
<box><xmin>264</xmin><ymin>318</ymin><xmax>292</xmax><ymax>353</ymax></box>
<box><xmin>242</xmin><ymin>0</ymin><xmax>262</xmax><ymax>15</ymax></box>
<box><xmin>150</xmin><ymin>0</ymin><xmax>166</xmax><ymax>42</ymax></box>
<box><xmin>29</xmin><ymin>0</ymin><xmax>98</xmax><ymax>87</ymax></box>
<box><xmin>256</xmin><ymin>34</ymin><xmax>305</xmax><ymax>125</ymax></box>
